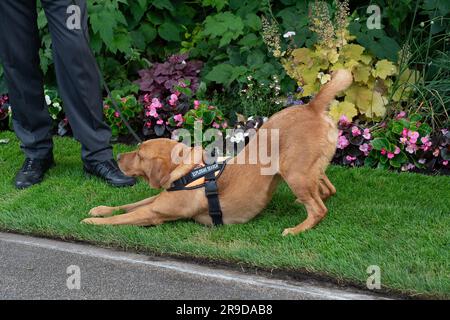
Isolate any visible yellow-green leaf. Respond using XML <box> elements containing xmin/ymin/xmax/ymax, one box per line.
<box><xmin>353</xmin><ymin>65</ymin><xmax>371</xmax><ymax>83</ymax></box>
<box><xmin>329</xmin><ymin>100</ymin><xmax>358</xmax><ymax>122</ymax></box>
<box><xmin>341</xmin><ymin>44</ymin><xmax>365</xmax><ymax>61</ymax></box>
<box><xmin>372</xmin><ymin>59</ymin><xmax>397</xmax><ymax>79</ymax></box>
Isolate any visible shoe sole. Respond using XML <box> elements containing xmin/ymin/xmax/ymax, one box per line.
<box><xmin>83</xmin><ymin>170</ymin><xmax>136</xmax><ymax>188</ymax></box>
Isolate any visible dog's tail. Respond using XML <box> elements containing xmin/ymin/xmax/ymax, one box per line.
<box><xmin>308</xmin><ymin>69</ymin><xmax>353</xmax><ymax>113</ymax></box>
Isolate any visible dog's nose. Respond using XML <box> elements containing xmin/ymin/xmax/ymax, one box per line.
<box><xmin>117</xmin><ymin>153</ymin><xmax>121</xmax><ymax>161</ymax></box>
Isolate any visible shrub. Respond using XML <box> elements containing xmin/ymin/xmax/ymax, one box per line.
<box><xmin>263</xmin><ymin>0</ymin><xmax>418</xmax><ymax>123</ymax></box>
<box><xmin>141</xmin><ymin>83</ymin><xmax>192</xmax><ymax>139</ymax></box>
<box><xmin>135</xmin><ymin>53</ymin><xmax>203</xmax><ymax>102</ymax></box>
<box><xmin>0</xmin><ymin>94</ymin><xmax>9</xmax><ymax>121</ymax></box>
<box><xmin>103</xmin><ymin>93</ymin><xmax>142</xmax><ymax>138</ymax></box>
<box><xmin>333</xmin><ymin>116</ymin><xmax>373</xmax><ymax>167</ymax></box>
<box><xmin>366</xmin><ymin>112</ymin><xmax>449</xmax><ymax>172</ymax></box>
<box><xmin>176</xmin><ymin>100</ymin><xmax>228</xmax><ymax>148</ymax></box>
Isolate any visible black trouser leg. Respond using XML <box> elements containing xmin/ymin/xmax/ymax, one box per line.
<box><xmin>0</xmin><ymin>0</ymin><xmax>53</xmax><ymax>159</ymax></box>
<box><xmin>41</xmin><ymin>0</ymin><xmax>113</xmax><ymax>164</ymax></box>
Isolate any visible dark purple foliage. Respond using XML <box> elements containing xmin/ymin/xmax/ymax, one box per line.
<box><xmin>135</xmin><ymin>53</ymin><xmax>203</xmax><ymax>101</ymax></box>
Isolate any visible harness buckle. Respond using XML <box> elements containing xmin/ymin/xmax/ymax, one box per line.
<box><xmin>204</xmin><ymin>179</ymin><xmax>218</xmax><ymax>197</ymax></box>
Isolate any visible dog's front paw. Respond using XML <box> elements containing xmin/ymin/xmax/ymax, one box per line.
<box><xmin>282</xmin><ymin>228</ymin><xmax>298</xmax><ymax>236</ymax></box>
<box><xmin>81</xmin><ymin>218</ymin><xmax>98</xmax><ymax>224</ymax></box>
<box><xmin>89</xmin><ymin>206</ymin><xmax>115</xmax><ymax>217</ymax></box>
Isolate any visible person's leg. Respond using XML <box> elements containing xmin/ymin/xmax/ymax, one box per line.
<box><xmin>41</xmin><ymin>0</ymin><xmax>113</xmax><ymax>165</ymax></box>
<box><xmin>0</xmin><ymin>0</ymin><xmax>54</xmax><ymax>159</ymax></box>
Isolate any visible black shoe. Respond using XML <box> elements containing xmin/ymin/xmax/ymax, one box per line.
<box><xmin>83</xmin><ymin>159</ymin><xmax>136</xmax><ymax>187</ymax></box>
<box><xmin>15</xmin><ymin>157</ymin><xmax>55</xmax><ymax>189</ymax></box>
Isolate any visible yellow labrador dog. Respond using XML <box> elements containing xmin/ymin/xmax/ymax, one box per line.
<box><xmin>83</xmin><ymin>70</ymin><xmax>353</xmax><ymax>235</ymax></box>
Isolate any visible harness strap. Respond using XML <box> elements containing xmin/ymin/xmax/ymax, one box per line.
<box><xmin>204</xmin><ymin>171</ymin><xmax>223</xmax><ymax>226</ymax></box>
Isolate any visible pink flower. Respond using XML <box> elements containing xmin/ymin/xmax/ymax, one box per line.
<box><xmin>363</xmin><ymin>128</ymin><xmax>371</xmax><ymax>140</ymax></box>
<box><xmin>418</xmin><ymin>158</ymin><xmax>426</xmax><ymax>164</ymax></box>
<box><xmin>402</xmin><ymin>128</ymin><xmax>409</xmax><ymax>137</ymax></box>
<box><xmin>337</xmin><ymin>135</ymin><xmax>349</xmax><ymax>149</ymax></box>
<box><xmin>145</xmin><ymin>121</ymin><xmax>151</xmax><ymax>128</ymax></box>
<box><xmin>400</xmin><ymin>137</ymin><xmax>408</xmax><ymax>145</ymax></box>
<box><xmin>178</xmin><ymin>81</ymin><xmax>187</xmax><ymax>88</ymax></box>
<box><xmin>338</xmin><ymin>115</ymin><xmax>350</xmax><ymax>127</ymax></box>
<box><xmin>408</xmin><ymin>131</ymin><xmax>419</xmax><ymax>144</ymax></box>
<box><xmin>395</xmin><ymin>111</ymin><xmax>406</xmax><ymax>119</ymax></box>
<box><xmin>433</xmin><ymin>148</ymin><xmax>440</xmax><ymax>157</ymax></box>
<box><xmin>405</xmin><ymin>143</ymin><xmax>418</xmax><ymax>154</ymax></box>
<box><xmin>103</xmin><ymin>104</ymin><xmax>110</xmax><ymax>110</ymax></box>
<box><xmin>381</xmin><ymin>148</ymin><xmax>387</xmax><ymax>155</ymax></box>
<box><xmin>173</xmin><ymin>113</ymin><xmax>184</xmax><ymax>127</ymax></box>
<box><xmin>420</xmin><ymin>136</ymin><xmax>432</xmax><ymax>151</ymax></box>
<box><xmin>114</xmin><ymin>112</ymin><xmax>120</xmax><ymax>118</ymax></box>
<box><xmin>346</xmin><ymin>155</ymin><xmax>357</xmax><ymax>162</ymax></box>
<box><xmin>194</xmin><ymin>100</ymin><xmax>200</xmax><ymax>109</ymax></box>
<box><xmin>156</xmin><ymin>119</ymin><xmax>164</xmax><ymax>125</ymax></box>
<box><xmin>387</xmin><ymin>152</ymin><xmax>395</xmax><ymax>159</ymax></box>
<box><xmin>359</xmin><ymin>143</ymin><xmax>370</xmax><ymax>156</ymax></box>
<box><xmin>149</xmin><ymin>108</ymin><xmax>158</xmax><ymax>118</ymax></box>
<box><xmin>222</xmin><ymin>122</ymin><xmax>228</xmax><ymax>129</ymax></box>
<box><xmin>169</xmin><ymin>94</ymin><xmax>178</xmax><ymax>106</ymax></box>
<box><xmin>394</xmin><ymin>146</ymin><xmax>401</xmax><ymax>154</ymax></box>
<box><xmin>212</xmin><ymin>122</ymin><xmax>220</xmax><ymax>129</ymax></box>
<box><xmin>351</xmin><ymin>126</ymin><xmax>361</xmax><ymax>136</ymax></box>
<box><xmin>143</xmin><ymin>94</ymin><xmax>151</xmax><ymax>104</ymax></box>
<box><xmin>338</xmin><ymin>130</ymin><xmax>343</xmax><ymax>137</ymax></box>
<box><xmin>443</xmin><ymin>160</ymin><xmax>448</xmax><ymax>166</ymax></box>
<box><xmin>150</xmin><ymin>98</ymin><xmax>163</xmax><ymax>109</ymax></box>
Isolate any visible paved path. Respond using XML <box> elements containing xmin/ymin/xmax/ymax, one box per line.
<box><xmin>0</xmin><ymin>232</ymin><xmax>387</xmax><ymax>300</ymax></box>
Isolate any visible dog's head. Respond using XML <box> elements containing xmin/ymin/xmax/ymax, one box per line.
<box><xmin>117</xmin><ymin>138</ymin><xmax>204</xmax><ymax>189</ymax></box>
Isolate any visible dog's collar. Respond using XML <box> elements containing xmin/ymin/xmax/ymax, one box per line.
<box><xmin>167</xmin><ymin>161</ymin><xmax>227</xmax><ymax>226</ymax></box>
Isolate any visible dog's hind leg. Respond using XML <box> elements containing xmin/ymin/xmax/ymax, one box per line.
<box><xmin>281</xmin><ymin>172</ymin><xmax>328</xmax><ymax>236</ymax></box>
<box><xmin>319</xmin><ymin>174</ymin><xmax>336</xmax><ymax>201</ymax></box>
<box><xmin>89</xmin><ymin>195</ymin><xmax>160</xmax><ymax>217</ymax></box>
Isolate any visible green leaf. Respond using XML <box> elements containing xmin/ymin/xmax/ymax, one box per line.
<box><xmin>371</xmin><ymin>138</ymin><xmax>389</xmax><ymax>151</ymax></box>
<box><xmin>244</xmin><ymin>13</ymin><xmax>261</xmax><ymax>31</ymax></box>
<box><xmin>202</xmin><ymin>12</ymin><xmax>244</xmax><ymax>46</ymax></box>
<box><xmin>202</xmin><ymin>110</ymin><xmax>216</xmax><ymax>125</ymax></box>
<box><xmin>110</xmin><ymin>31</ymin><xmax>132</xmax><ymax>53</ymax></box>
<box><xmin>90</xmin><ymin>11</ymin><xmax>117</xmax><ymax>47</ymax></box>
<box><xmin>158</xmin><ymin>22</ymin><xmax>182</xmax><ymax>42</ymax></box>
<box><xmin>152</xmin><ymin>0</ymin><xmax>175</xmax><ymax>11</ymax></box>
<box><xmin>205</xmin><ymin>64</ymin><xmax>235</xmax><ymax>84</ymax></box>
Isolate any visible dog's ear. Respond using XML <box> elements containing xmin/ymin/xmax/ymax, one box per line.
<box><xmin>160</xmin><ymin>145</ymin><xmax>204</xmax><ymax>189</ymax></box>
<box><xmin>144</xmin><ymin>157</ymin><xmax>171</xmax><ymax>189</ymax></box>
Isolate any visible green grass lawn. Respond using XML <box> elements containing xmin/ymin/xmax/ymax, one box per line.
<box><xmin>0</xmin><ymin>131</ymin><xmax>449</xmax><ymax>298</ymax></box>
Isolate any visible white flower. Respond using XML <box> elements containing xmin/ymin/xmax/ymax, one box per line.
<box><xmin>230</xmin><ymin>132</ymin><xmax>245</xmax><ymax>144</ymax></box>
<box><xmin>283</xmin><ymin>31</ymin><xmax>296</xmax><ymax>38</ymax></box>
<box><xmin>45</xmin><ymin>95</ymin><xmax>52</xmax><ymax>106</ymax></box>
<box><xmin>52</xmin><ymin>102</ymin><xmax>60</xmax><ymax>108</ymax></box>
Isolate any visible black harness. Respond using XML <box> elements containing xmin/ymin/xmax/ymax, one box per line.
<box><xmin>167</xmin><ymin>162</ymin><xmax>227</xmax><ymax>226</ymax></box>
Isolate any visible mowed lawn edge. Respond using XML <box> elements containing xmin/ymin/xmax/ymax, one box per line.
<box><xmin>1</xmin><ymin>131</ymin><xmax>449</xmax><ymax>298</ymax></box>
